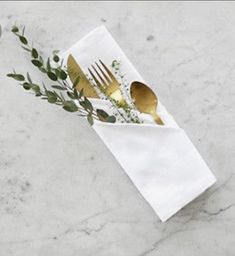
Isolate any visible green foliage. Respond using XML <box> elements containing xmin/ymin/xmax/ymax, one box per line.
<box><xmin>22</xmin><ymin>82</ymin><xmax>31</xmax><ymax>90</ymax></box>
<box><xmin>51</xmin><ymin>85</ymin><xmax>67</xmax><ymax>90</ymax></box>
<box><xmin>106</xmin><ymin>116</ymin><xmax>116</xmax><ymax>123</ymax></box>
<box><xmin>31</xmin><ymin>48</ymin><xmax>38</xmax><ymax>58</ymax></box>
<box><xmin>47</xmin><ymin>72</ymin><xmax>57</xmax><ymax>81</ymax></box>
<box><xmin>73</xmin><ymin>88</ymin><xmax>79</xmax><ymax>98</ymax></box>
<box><xmin>67</xmin><ymin>91</ymin><xmax>77</xmax><ymax>99</ymax></box>
<box><xmin>31</xmin><ymin>84</ymin><xmax>41</xmax><ymax>94</ymax></box>
<box><xmin>62</xmin><ymin>101</ymin><xmax>78</xmax><ymax>112</ymax></box>
<box><xmin>59</xmin><ymin>70</ymin><xmax>67</xmax><ymax>80</ymax></box>
<box><xmin>31</xmin><ymin>59</ymin><xmax>43</xmax><ymax>67</ymax></box>
<box><xmin>39</xmin><ymin>67</ymin><xmax>47</xmax><ymax>73</ymax></box>
<box><xmin>96</xmin><ymin>109</ymin><xmax>109</xmax><ymax>121</ymax></box>
<box><xmin>80</xmin><ymin>97</ymin><xmax>93</xmax><ymax>112</ymax></box>
<box><xmin>19</xmin><ymin>36</ymin><xmax>27</xmax><ymax>45</ymax></box>
<box><xmin>11</xmin><ymin>25</ymin><xmax>19</xmax><ymax>33</ymax></box>
<box><xmin>87</xmin><ymin>113</ymin><xmax>94</xmax><ymax>125</ymax></box>
<box><xmin>96</xmin><ymin>109</ymin><xmax>116</xmax><ymax>123</ymax></box>
<box><xmin>53</xmin><ymin>55</ymin><xmax>60</xmax><ymax>63</ymax></box>
<box><xmin>45</xmin><ymin>90</ymin><xmax>57</xmax><ymax>103</ymax></box>
<box><xmin>7</xmin><ymin>73</ymin><xmax>25</xmax><ymax>81</ymax></box>
<box><xmin>7</xmin><ymin>24</ymin><xmax>120</xmax><ymax>126</ymax></box>
<box><xmin>46</xmin><ymin>58</ymin><xmax>51</xmax><ymax>71</ymax></box>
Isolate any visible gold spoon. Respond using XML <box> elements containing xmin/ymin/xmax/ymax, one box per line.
<box><xmin>130</xmin><ymin>81</ymin><xmax>164</xmax><ymax>125</ymax></box>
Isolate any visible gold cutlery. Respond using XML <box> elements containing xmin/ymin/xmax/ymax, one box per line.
<box><xmin>130</xmin><ymin>81</ymin><xmax>164</xmax><ymax>125</ymax></box>
<box><xmin>67</xmin><ymin>54</ymin><xmax>99</xmax><ymax>98</ymax></box>
<box><xmin>88</xmin><ymin>59</ymin><xmax>128</xmax><ymax>107</ymax></box>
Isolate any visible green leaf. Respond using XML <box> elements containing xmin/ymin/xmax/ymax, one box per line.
<box><xmin>31</xmin><ymin>84</ymin><xmax>42</xmax><ymax>96</ymax></box>
<box><xmin>53</xmin><ymin>55</ymin><xmax>60</xmax><ymax>63</ymax></box>
<box><xmin>31</xmin><ymin>59</ymin><xmax>43</xmax><ymax>67</ymax></box>
<box><xmin>19</xmin><ymin>36</ymin><xmax>28</xmax><ymax>45</ymax></box>
<box><xmin>47</xmin><ymin>72</ymin><xmax>57</xmax><ymax>81</ymax></box>
<box><xmin>46</xmin><ymin>91</ymin><xmax>57</xmax><ymax>103</ymax></box>
<box><xmin>26</xmin><ymin>72</ymin><xmax>32</xmax><ymax>84</ymax></box>
<box><xmin>106</xmin><ymin>115</ymin><xmax>116</xmax><ymax>123</ymax></box>
<box><xmin>31</xmin><ymin>84</ymin><xmax>40</xmax><ymax>93</ymax></box>
<box><xmin>43</xmin><ymin>83</ymin><xmax>47</xmax><ymax>92</ymax></box>
<box><xmin>22</xmin><ymin>26</ymin><xmax>25</xmax><ymax>36</ymax></box>
<box><xmin>11</xmin><ymin>25</ymin><xmax>19</xmax><ymax>33</ymax></box>
<box><xmin>46</xmin><ymin>58</ymin><xmax>51</xmax><ymax>71</ymax></box>
<box><xmin>7</xmin><ymin>73</ymin><xmax>25</xmax><ymax>81</ymax></box>
<box><xmin>45</xmin><ymin>90</ymin><xmax>53</xmax><ymax>96</ymax></box>
<box><xmin>31</xmin><ymin>48</ymin><xmax>38</xmax><ymax>58</ymax></box>
<box><xmin>84</xmin><ymin>97</ymin><xmax>93</xmax><ymax>111</ymax></box>
<box><xmin>39</xmin><ymin>67</ymin><xmax>47</xmax><ymax>73</ymax></box>
<box><xmin>96</xmin><ymin>109</ymin><xmax>116</xmax><ymax>123</ymax></box>
<box><xmin>51</xmin><ymin>85</ymin><xmax>66</xmax><ymax>90</ymax></box>
<box><xmin>48</xmin><ymin>96</ymin><xmax>57</xmax><ymax>103</ymax></box>
<box><xmin>62</xmin><ymin>101</ymin><xmax>78</xmax><ymax>112</ymax></box>
<box><xmin>96</xmin><ymin>109</ymin><xmax>109</xmax><ymax>121</ymax></box>
<box><xmin>55</xmin><ymin>68</ymin><xmax>60</xmax><ymax>78</ymax></box>
<box><xmin>67</xmin><ymin>91</ymin><xmax>76</xmax><ymax>99</ymax></box>
<box><xmin>87</xmin><ymin>113</ymin><xmax>94</xmax><ymax>126</ymax></box>
<box><xmin>79</xmin><ymin>101</ymin><xmax>86</xmax><ymax>109</ymax></box>
<box><xmin>22</xmin><ymin>82</ymin><xmax>31</xmax><ymax>90</ymax></box>
<box><xmin>59</xmin><ymin>70</ymin><xmax>67</xmax><ymax>80</ymax></box>
<box><xmin>79</xmin><ymin>100</ymin><xmax>89</xmax><ymax>111</ymax></box>
<box><xmin>73</xmin><ymin>88</ymin><xmax>79</xmax><ymax>99</ymax></box>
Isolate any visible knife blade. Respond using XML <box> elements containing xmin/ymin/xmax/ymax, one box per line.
<box><xmin>67</xmin><ymin>54</ymin><xmax>99</xmax><ymax>98</ymax></box>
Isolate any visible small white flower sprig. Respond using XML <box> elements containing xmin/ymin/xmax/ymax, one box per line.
<box><xmin>87</xmin><ymin>60</ymin><xmax>142</xmax><ymax>124</ymax></box>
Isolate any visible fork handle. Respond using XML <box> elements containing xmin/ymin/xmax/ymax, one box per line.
<box><xmin>151</xmin><ymin>112</ymin><xmax>164</xmax><ymax>125</ymax></box>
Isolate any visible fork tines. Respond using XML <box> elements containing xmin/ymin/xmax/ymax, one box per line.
<box><xmin>88</xmin><ymin>59</ymin><xmax>117</xmax><ymax>89</ymax></box>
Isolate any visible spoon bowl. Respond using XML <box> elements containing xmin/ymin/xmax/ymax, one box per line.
<box><xmin>130</xmin><ymin>81</ymin><xmax>164</xmax><ymax>125</ymax></box>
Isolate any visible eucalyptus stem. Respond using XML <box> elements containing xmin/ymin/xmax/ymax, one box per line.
<box><xmin>7</xmin><ymin>24</ymin><xmax>117</xmax><ymax>126</ymax></box>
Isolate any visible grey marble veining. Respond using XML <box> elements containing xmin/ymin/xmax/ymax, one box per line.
<box><xmin>0</xmin><ymin>1</ymin><xmax>234</xmax><ymax>255</ymax></box>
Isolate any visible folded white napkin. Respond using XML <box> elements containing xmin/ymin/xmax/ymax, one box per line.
<box><xmin>63</xmin><ymin>26</ymin><xmax>216</xmax><ymax>222</ymax></box>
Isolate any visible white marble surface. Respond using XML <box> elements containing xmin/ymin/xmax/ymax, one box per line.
<box><xmin>0</xmin><ymin>1</ymin><xmax>234</xmax><ymax>255</ymax></box>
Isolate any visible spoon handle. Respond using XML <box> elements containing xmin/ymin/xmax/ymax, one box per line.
<box><xmin>151</xmin><ymin>112</ymin><xmax>164</xmax><ymax>125</ymax></box>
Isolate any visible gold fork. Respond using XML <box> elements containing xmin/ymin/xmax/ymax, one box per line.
<box><xmin>88</xmin><ymin>60</ymin><xmax>128</xmax><ymax>107</ymax></box>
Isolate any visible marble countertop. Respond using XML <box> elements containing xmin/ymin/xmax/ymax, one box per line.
<box><xmin>0</xmin><ymin>1</ymin><xmax>234</xmax><ymax>255</ymax></box>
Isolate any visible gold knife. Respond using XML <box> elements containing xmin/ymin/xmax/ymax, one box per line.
<box><xmin>67</xmin><ymin>54</ymin><xmax>99</xmax><ymax>98</ymax></box>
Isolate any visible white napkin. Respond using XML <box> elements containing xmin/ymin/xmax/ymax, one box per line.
<box><xmin>63</xmin><ymin>26</ymin><xmax>216</xmax><ymax>222</ymax></box>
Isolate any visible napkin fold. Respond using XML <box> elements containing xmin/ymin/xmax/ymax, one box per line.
<box><xmin>63</xmin><ymin>26</ymin><xmax>216</xmax><ymax>222</ymax></box>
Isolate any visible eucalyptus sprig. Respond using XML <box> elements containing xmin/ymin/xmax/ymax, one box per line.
<box><xmin>7</xmin><ymin>25</ymin><xmax>116</xmax><ymax>125</ymax></box>
<box><xmin>7</xmin><ymin>70</ymin><xmax>116</xmax><ymax>125</ymax></box>
<box><xmin>11</xmin><ymin>25</ymin><xmax>67</xmax><ymax>83</ymax></box>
